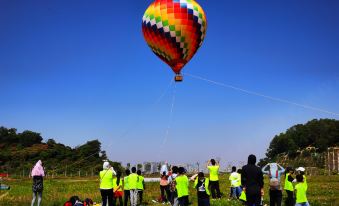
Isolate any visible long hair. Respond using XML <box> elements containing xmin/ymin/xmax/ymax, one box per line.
<box><xmin>116</xmin><ymin>171</ymin><xmax>122</xmax><ymax>185</ymax></box>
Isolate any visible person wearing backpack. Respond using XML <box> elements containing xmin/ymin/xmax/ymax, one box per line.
<box><xmin>100</xmin><ymin>161</ymin><xmax>115</xmax><ymax>206</ymax></box>
<box><xmin>206</xmin><ymin>159</ymin><xmax>221</xmax><ymax>199</ymax></box>
<box><xmin>175</xmin><ymin>167</ymin><xmax>189</xmax><ymax>206</ymax></box>
<box><xmin>160</xmin><ymin>171</ymin><xmax>171</xmax><ymax>203</ymax></box>
<box><xmin>137</xmin><ymin>170</ymin><xmax>145</xmax><ymax>205</ymax></box>
<box><xmin>262</xmin><ymin>163</ymin><xmax>285</xmax><ymax>206</ymax></box>
<box><xmin>192</xmin><ymin>172</ymin><xmax>210</xmax><ymax>206</ymax></box>
<box><xmin>113</xmin><ymin>171</ymin><xmax>123</xmax><ymax>206</ymax></box>
<box><xmin>129</xmin><ymin>167</ymin><xmax>139</xmax><ymax>206</ymax></box>
<box><xmin>123</xmin><ymin>169</ymin><xmax>131</xmax><ymax>206</ymax></box>
<box><xmin>168</xmin><ymin>166</ymin><xmax>179</xmax><ymax>206</ymax></box>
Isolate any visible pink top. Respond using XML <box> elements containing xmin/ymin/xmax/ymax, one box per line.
<box><xmin>31</xmin><ymin>160</ymin><xmax>45</xmax><ymax>177</ymax></box>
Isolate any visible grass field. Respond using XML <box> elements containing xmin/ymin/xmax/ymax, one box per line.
<box><xmin>0</xmin><ymin>174</ymin><xmax>338</xmax><ymax>206</ymax></box>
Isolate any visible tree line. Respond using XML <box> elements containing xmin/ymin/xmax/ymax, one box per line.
<box><xmin>260</xmin><ymin>119</ymin><xmax>339</xmax><ymax>167</ymax></box>
<box><xmin>0</xmin><ymin>126</ymin><xmax>123</xmax><ymax>177</ymax></box>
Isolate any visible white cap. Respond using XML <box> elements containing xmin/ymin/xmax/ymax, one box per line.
<box><xmin>296</xmin><ymin>167</ymin><xmax>305</xmax><ymax>172</ymax></box>
<box><xmin>103</xmin><ymin>161</ymin><xmax>110</xmax><ymax>170</ymax></box>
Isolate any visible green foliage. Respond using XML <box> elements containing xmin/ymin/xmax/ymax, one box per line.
<box><xmin>0</xmin><ymin>126</ymin><xmax>113</xmax><ymax>176</ymax></box>
<box><xmin>266</xmin><ymin>119</ymin><xmax>339</xmax><ymax>159</ymax></box>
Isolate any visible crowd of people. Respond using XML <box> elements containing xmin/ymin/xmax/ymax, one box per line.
<box><xmin>29</xmin><ymin>155</ymin><xmax>310</xmax><ymax>206</ymax></box>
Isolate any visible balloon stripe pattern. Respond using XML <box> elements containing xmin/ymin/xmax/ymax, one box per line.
<box><xmin>142</xmin><ymin>0</ymin><xmax>207</xmax><ymax>74</ymax></box>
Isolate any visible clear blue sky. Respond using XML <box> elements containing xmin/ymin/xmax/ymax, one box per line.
<box><xmin>1</xmin><ymin>0</ymin><xmax>338</xmax><ymax>166</ymax></box>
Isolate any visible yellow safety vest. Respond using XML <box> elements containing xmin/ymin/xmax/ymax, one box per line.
<box><xmin>284</xmin><ymin>173</ymin><xmax>293</xmax><ymax>191</ymax></box>
<box><xmin>137</xmin><ymin>175</ymin><xmax>144</xmax><ymax>190</ymax></box>
<box><xmin>128</xmin><ymin>173</ymin><xmax>139</xmax><ymax>190</ymax></box>
<box><xmin>175</xmin><ymin>175</ymin><xmax>189</xmax><ymax>198</ymax></box>
<box><xmin>295</xmin><ymin>182</ymin><xmax>308</xmax><ymax>203</ymax></box>
<box><xmin>239</xmin><ymin>190</ymin><xmax>247</xmax><ymax>201</ymax></box>
<box><xmin>100</xmin><ymin>170</ymin><xmax>114</xmax><ymax>189</ymax></box>
<box><xmin>208</xmin><ymin>165</ymin><xmax>219</xmax><ymax>181</ymax></box>
<box><xmin>193</xmin><ymin>177</ymin><xmax>210</xmax><ymax>196</ymax></box>
<box><xmin>229</xmin><ymin>172</ymin><xmax>241</xmax><ymax>187</ymax></box>
<box><xmin>124</xmin><ymin>176</ymin><xmax>130</xmax><ymax>190</ymax></box>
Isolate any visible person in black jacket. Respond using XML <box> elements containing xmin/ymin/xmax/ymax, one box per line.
<box><xmin>241</xmin><ymin>154</ymin><xmax>264</xmax><ymax>206</ymax></box>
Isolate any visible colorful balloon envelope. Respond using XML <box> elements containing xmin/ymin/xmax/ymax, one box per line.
<box><xmin>142</xmin><ymin>0</ymin><xmax>207</xmax><ymax>80</ymax></box>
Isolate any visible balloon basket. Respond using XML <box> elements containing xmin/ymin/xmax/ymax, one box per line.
<box><xmin>175</xmin><ymin>75</ymin><xmax>183</xmax><ymax>82</ymax></box>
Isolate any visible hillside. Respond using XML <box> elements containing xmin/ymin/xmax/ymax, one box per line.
<box><xmin>260</xmin><ymin>119</ymin><xmax>339</xmax><ymax>168</ymax></box>
<box><xmin>0</xmin><ymin>126</ymin><xmax>122</xmax><ymax>177</ymax></box>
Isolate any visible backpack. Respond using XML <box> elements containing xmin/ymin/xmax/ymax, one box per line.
<box><xmin>269</xmin><ymin>170</ymin><xmax>280</xmax><ymax>190</ymax></box>
<box><xmin>169</xmin><ymin>175</ymin><xmax>177</xmax><ymax>192</ymax></box>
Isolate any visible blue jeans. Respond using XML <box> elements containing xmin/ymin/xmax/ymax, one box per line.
<box><xmin>295</xmin><ymin>202</ymin><xmax>310</xmax><ymax>206</ymax></box>
<box><xmin>231</xmin><ymin>187</ymin><xmax>242</xmax><ymax>198</ymax></box>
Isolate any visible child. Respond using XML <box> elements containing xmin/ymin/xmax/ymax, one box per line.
<box><xmin>284</xmin><ymin>167</ymin><xmax>295</xmax><ymax>206</ymax></box>
<box><xmin>160</xmin><ymin>171</ymin><xmax>170</xmax><ymax>203</ymax></box>
<box><xmin>229</xmin><ymin>166</ymin><xmax>242</xmax><ymax>199</ymax></box>
<box><xmin>295</xmin><ymin>174</ymin><xmax>309</xmax><ymax>206</ymax></box>
<box><xmin>123</xmin><ymin>169</ymin><xmax>130</xmax><ymax>206</ymax></box>
<box><xmin>113</xmin><ymin>171</ymin><xmax>123</xmax><ymax>206</ymax></box>
<box><xmin>137</xmin><ymin>170</ymin><xmax>145</xmax><ymax>205</ymax></box>
<box><xmin>193</xmin><ymin>172</ymin><xmax>210</xmax><ymax>206</ymax></box>
<box><xmin>168</xmin><ymin>166</ymin><xmax>179</xmax><ymax>206</ymax></box>
<box><xmin>129</xmin><ymin>167</ymin><xmax>139</xmax><ymax>206</ymax></box>
<box><xmin>175</xmin><ymin>167</ymin><xmax>189</xmax><ymax>206</ymax></box>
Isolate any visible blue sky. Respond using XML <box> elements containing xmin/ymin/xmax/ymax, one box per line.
<box><xmin>1</xmin><ymin>0</ymin><xmax>338</xmax><ymax>166</ymax></box>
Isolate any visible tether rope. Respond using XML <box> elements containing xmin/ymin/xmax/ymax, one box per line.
<box><xmin>161</xmin><ymin>83</ymin><xmax>177</xmax><ymax>148</ymax></box>
<box><xmin>51</xmin><ymin>78</ymin><xmax>174</xmax><ymax>174</ymax></box>
<box><xmin>186</xmin><ymin>73</ymin><xmax>339</xmax><ymax>116</ymax></box>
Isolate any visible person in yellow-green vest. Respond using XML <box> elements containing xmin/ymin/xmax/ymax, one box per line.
<box><xmin>206</xmin><ymin>159</ymin><xmax>221</xmax><ymax>199</ymax></box>
<box><xmin>175</xmin><ymin>167</ymin><xmax>189</xmax><ymax>206</ymax></box>
<box><xmin>296</xmin><ymin>167</ymin><xmax>307</xmax><ymax>189</ymax></box>
<box><xmin>99</xmin><ymin>161</ymin><xmax>115</xmax><ymax>206</ymax></box>
<box><xmin>192</xmin><ymin>172</ymin><xmax>210</xmax><ymax>206</ymax></box>
<box><xmin>295</xmin><ymin>174</ymin><xmax>309</xmax><ymax>206</ymax></box>
<box><xmin>284</xmin><ymin>167</ymin><xmax>295</xmax><ymax>206</ymax></box>
<box><xmin>113</xmin><ymin>171</ymin><xmax>123</xmax><ymax>206</ymax></box>
<box><xmin>229</xmin><ymin>166</ymin><xmax>242</xmax><ymax>199</ymax></box>
<box><xmin>123</xmin><ymin>169</ymin><xmax>130</xmax><ymax>206</ymax></box>
<box><xmin>129</xmin><ymin>167</ymin><xmax>139</xmax><ymax>206</ymax></box>
<box><xmin>137</xmin><ymin>170</ymin><xmax>145</xmax><ymax>205</ymax></box>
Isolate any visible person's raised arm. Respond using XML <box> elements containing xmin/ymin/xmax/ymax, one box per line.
<box><xmin>190</xmin><ymin>173</ymin><xmax>198</xmax><ymax>181</ymax></box>
<box><xmin>261</xmin><ymin>164</ymin><xmax>269</xmax><ymax>174</ymax></box>
<box><xmin>277</xmin><ymin>164</ymin><xmax>285</xmax><ymax>173</ymax></box>
<box><xmin>206</xmin><ymin>160</ymin><xmax>210</xmax><ymax>168</ymax></box>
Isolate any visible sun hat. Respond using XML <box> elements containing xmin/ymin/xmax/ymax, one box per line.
<box><xmin>296</xmin><ymin>167</ymin><xmax>305</xmax><ymax>172</ymax></box>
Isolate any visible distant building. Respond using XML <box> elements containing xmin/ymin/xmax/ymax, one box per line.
<box><xmin>142</xmin><ymin>162</ymin><xmax>163</xmax><ymax>174</ymax></box>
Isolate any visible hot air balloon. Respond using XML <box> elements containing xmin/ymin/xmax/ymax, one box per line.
<box><xmin>142</xmin><ymin>0</ymin><xmax>207</xmax><ymax>82</ymax></box>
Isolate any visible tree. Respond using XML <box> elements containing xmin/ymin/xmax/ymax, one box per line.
<box><xmin>265</xmin><ymin>119</ymin><xmax>339</xmax><ymax>162</ymax></box>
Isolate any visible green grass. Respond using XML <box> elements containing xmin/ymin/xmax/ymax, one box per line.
<box><xmin>0</xmin><ymin>175</ymin><xmax>338</xmax><ymax>205</ymax></box>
